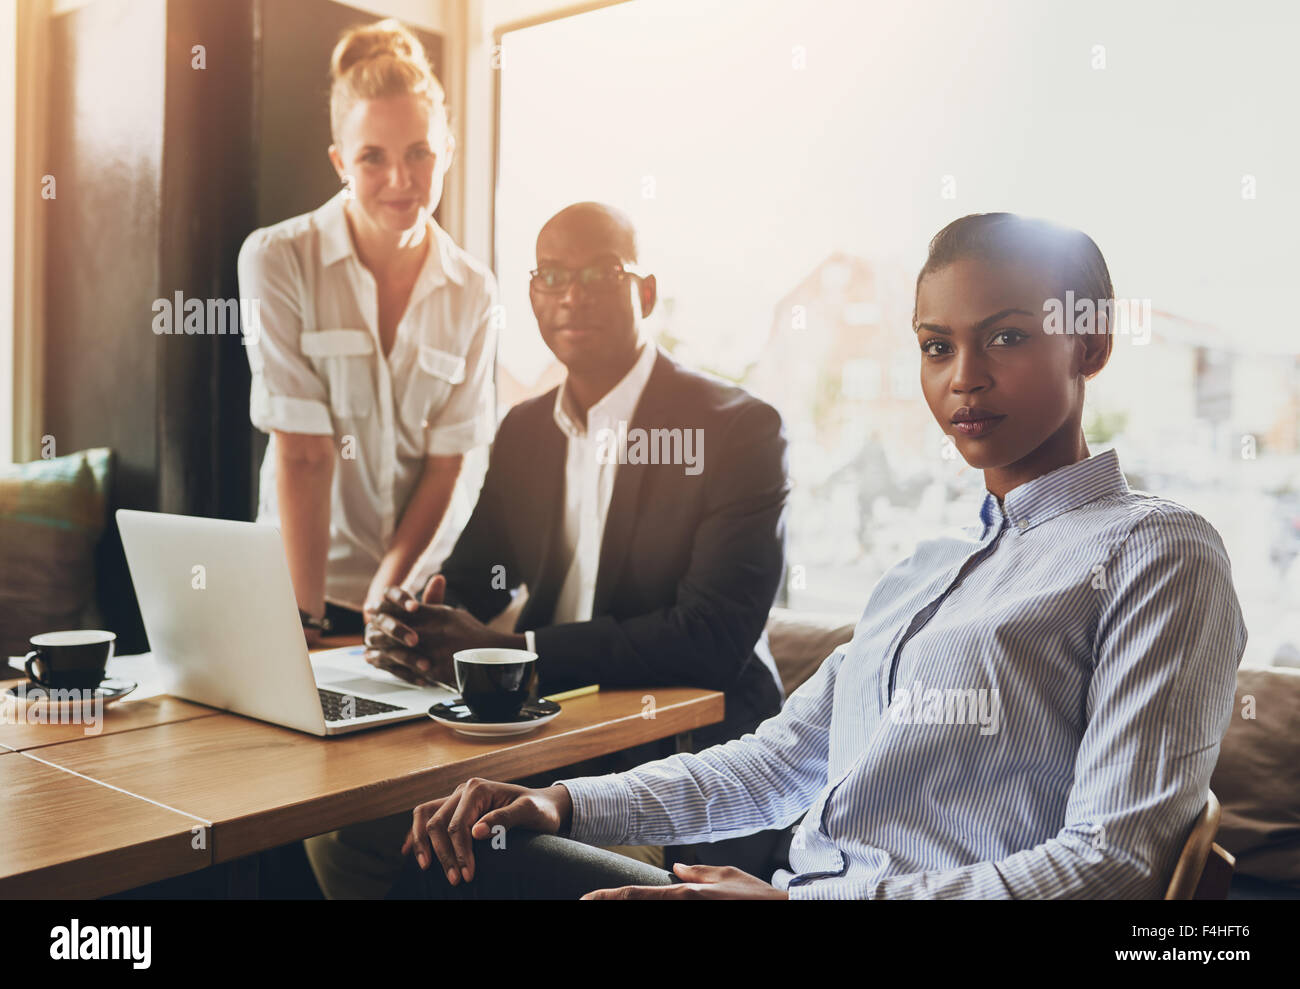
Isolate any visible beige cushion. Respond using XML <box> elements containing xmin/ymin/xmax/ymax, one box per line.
<box><xmin>1209</xmin><ymin>666</ymin><xmax>1300</xmax><ymax>885</ymax></box>
<box><xmin>765</xmin><ymin>607</ymin><xmax>856</xmax><ymax>696</ymax></box>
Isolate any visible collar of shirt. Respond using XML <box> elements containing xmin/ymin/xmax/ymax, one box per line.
<box><xmin>979</xmin><ymin>447</ymin><xmax>1128</xmax><ymax>534</ymax></box>
<box><xmin>552</xmin><ymin>339</ymin><xmax>658</xmax><ymax>439</ymax></box>
<box><xmin>315</xmin><ymin>189</ymin><xmax>466</xmax><ymax>296</ymax></box>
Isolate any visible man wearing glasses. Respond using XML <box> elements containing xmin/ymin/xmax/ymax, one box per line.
<box><xmin>304</xmin><ymin>202</ymin><xmax>791</xmax><ymax>898</ymax></box>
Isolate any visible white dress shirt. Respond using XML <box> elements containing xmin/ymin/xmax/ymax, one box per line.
<box><xmin>523</xmin><ymin>340</ymin><xmax>658</xmax><ymax>655</ymax></box>
<box><xmin>238</xmin><ymin>190</ymin><xmax>498</xmax><ymax>611</ymax></box>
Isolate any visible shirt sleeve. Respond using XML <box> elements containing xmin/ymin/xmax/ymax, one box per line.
<box><xmin>238</xmin><ymin>231</ymin><xmax>334</xmax><ymax>436</ymax></box>
<box><xmin>556</xmin><ymin>646</ymin><xmax>846</xmax><ymax>847</ymax></box>
<box><xmin>424</xmin><ymin>273</ymin><xmax>498</xmax><ymax>456</ymax></box>
<box><xmin>788</xmin><ymin>507</ymin><xmax>1248</xmax><ymax>900</ymax></box>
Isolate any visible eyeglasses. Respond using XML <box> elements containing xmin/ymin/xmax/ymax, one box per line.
<box><xmin>529</xmin><ymin>261</ymin><xmax>646</xmax><ymax>294</ymax></box>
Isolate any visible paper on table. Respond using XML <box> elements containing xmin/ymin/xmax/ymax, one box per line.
<box><xmin>310</xmin><ymin>644</ymin><xmax>458</xmax><ymax>705</ymax></box>
<box><xmin>105</xmin><ymin>652</ymin><xmax>169</xmax><ymax>698</ymax></box>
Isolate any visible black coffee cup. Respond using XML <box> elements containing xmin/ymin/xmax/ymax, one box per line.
<box><xmin>24</xmin><ymin>630</ymin><xmax>116</xmax><ymax>690</ymax></box>
<box><xmin>453</xmin><ymin>648</ymin><xmax>538</xmax><ymax>722</ymax></box>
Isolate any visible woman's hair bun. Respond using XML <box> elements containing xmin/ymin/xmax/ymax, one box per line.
<box><xmin>330</xmin><ymin>18</ymin><xmax>426</xmax><ymax>81</ymax></box>
<box><xmin>329</xmin><ymin>18</ymin><xmax>448</xmax><ymax>142</ymax></box>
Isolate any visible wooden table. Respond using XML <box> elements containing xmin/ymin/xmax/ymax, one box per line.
<box><xmin>0</xmin><ymin>748</ymin><xmax>212</xmax><ymax>899</ymax></box>
<box><xmin>0</xmin><ymin>654</ymin><xmax>724</xmax><ymax>897</ymax></box>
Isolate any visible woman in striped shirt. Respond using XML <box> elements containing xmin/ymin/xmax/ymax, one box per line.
<box><xmin>397</xmin><ymin>213</ymin><xmax>1248</xmax><ymax>900</ymax></box>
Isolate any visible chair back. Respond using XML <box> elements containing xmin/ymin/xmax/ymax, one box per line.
<box><xmin>1165</xmin><ymin>789</ymin><xmax>1235</xmax><ymax>899</ymax></box>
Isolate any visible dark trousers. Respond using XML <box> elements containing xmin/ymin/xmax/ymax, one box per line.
<box><xmin>389</xmin><ymin>828</ymin><xmax>793</xmax><ymax>900</ymax></box>
<box><xmin>390</xmin><ymin>832</ymin><xmax>678</xmax><ymax>900</ymax></box>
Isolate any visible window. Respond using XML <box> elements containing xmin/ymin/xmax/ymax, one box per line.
<box><xmin>495</xmin><ymin>0</ymin><xmax>1300</xmax><ymax>667</ymax></box>
<box><xmin>842</xmin><ymin>359</ymin><xmax>880</xmax><ymax>402</ymax></box>
<box><xmin>0</xmin><ymin>0</ymin><xmax>16</xmax><ymax>466</ymax></box>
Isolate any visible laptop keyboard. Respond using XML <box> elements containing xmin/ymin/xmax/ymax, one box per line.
<box><xmin>318</xmin><ymin>688</ymin><xmax>406</xmax><ymax>722</ymax></box>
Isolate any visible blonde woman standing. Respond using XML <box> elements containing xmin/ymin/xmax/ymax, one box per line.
<box><xmin>239</xmin><ymin>19</ymin><xmax>496</xmax><ymax>641</ymax></box>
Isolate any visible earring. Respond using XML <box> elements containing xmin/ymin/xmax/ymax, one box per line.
<box><xmin>341</xmin><ymin>174</ymin><xmax>355</xmax><ymax>200</ymax></box>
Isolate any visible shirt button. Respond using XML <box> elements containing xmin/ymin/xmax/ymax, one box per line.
<box><xmin>1016</xmin><ymin>519</ymin><xmax>1029</xmax><ymax>531</ymax></box>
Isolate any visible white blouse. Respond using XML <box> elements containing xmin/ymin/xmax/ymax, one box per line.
<box><xmin>237</xmin><ymin>190</ymin><xmax>498</xmax><ymax>611</ymax></box>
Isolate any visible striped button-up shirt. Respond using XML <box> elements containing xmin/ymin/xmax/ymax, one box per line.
<box><xmin>558</xmin><ymin>448</ymin><xmax>1248</xmax><ymax>898</ymax></box>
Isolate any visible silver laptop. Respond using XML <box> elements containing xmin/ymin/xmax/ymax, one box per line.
<box><xmin>116</xmin><ymin>509</ymin><xmax>455</xmax><ymax>736</ymax></box>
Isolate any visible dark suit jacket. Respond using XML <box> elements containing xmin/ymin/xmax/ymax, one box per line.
<box><xmin>439</xmin><ymin>347</ymin><xmax>789</xmax><ymax>748</ymax></box>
